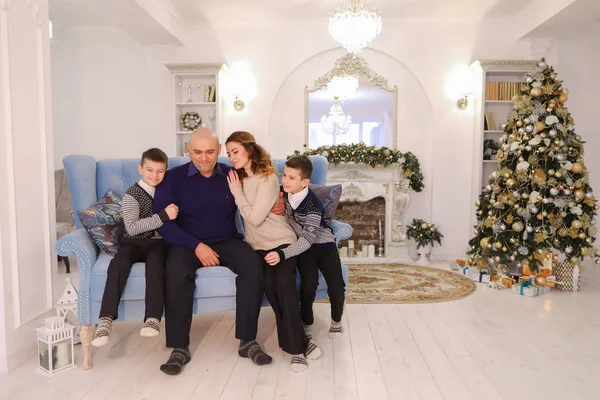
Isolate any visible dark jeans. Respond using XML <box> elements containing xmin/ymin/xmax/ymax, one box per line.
<box><xmin>164</xmin><ymin>238</ymin><xmax>264</xmax><ymax>349</ymax></box>
<box><xmin>99</xmin><ymin>238</ymin><xmax>166</xmax><ymax>322</ymax></box>
<box><xmin>298</xmin><ymin>247</ymin><xmax>345</xmax><ymax>324</ymax></box>
<box><xmin>258</xmin><ymin>246</ymin><xmax>308</xmax><ymax>355</ymax></box>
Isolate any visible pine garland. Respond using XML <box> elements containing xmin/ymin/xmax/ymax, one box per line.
<box><xmin>291</xmin><ymin>142</ymin><xmax>424</xmax><ymax>192</ymax></box>
<box><xmin>406</xmin><ymin>218</ymin><xmax>443</xmax><ymax>248</ymax></box>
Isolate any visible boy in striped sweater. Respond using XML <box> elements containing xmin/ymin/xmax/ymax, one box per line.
<box><xmin>264</xmin><ymin>156</ymin><xmax>345</xmax><ymax>340</ymax></box>
<box><xmin>92</xmin><ymin>148</ymin><xmax>179</xmax><ymax>347</ymax></box>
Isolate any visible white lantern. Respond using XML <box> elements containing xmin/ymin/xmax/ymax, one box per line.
<box><xmin>55</xmin><ymin>277</ymin><xmax>78</xmax><ymax>320</ymax></box>
<box><xmin>36</xmin><ymin>316</ymin><xmax>76</xmax><ymax>376</ymax></box>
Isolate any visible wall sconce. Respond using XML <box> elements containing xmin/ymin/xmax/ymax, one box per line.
<box><xmin>457</xmin><ymin>93</ymin><xmax>472</xmax><ymax>109</ymax></box>
<box><xmin>233</xmin><ymin>96</ymin><xmax>244</xmax><ymax>111</ymax></box>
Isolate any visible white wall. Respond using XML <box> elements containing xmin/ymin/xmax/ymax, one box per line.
<box><xmin>0</xmin><ymin>0</ymin><xmax>55</xmax><ymax>372</ymax></box>
<box><xmin>556</xmin><ymin>36</ymin><xmax>600</xmax><ymax>221</ymax></box>
<box><xmin>52</xmin><ymin>18</ymin><xmax>540</xmax><ymax>259</ymax></box>
<box><xmin>51</xmin><ymin>27</ymin><xmax>173</xmax><ymax>167</ymax></box>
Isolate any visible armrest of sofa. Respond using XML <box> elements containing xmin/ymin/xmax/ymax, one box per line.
<box><xmin>56</xmin><ymin>228</ymin><xmax>99</xmax><ymax>325</ymax></box>
<box><xmin>330</xmin><ymin>220</ymin><xmax>352</xmax><ymax>245</ymax></box>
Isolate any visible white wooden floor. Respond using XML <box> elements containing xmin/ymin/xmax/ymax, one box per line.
<box><xmin>3</xmin><ymin>261</ymin><xmax>600</xmax><ymax>400</ymax></box>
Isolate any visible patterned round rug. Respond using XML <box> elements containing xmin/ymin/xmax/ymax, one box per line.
<box><xmin>346</xmin><ymin>263</ymin><xmax>476</xmax><ymax>304</ymax></box>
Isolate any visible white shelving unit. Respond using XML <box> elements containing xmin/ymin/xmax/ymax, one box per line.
<box><xmin>165</xmin><ymin>63</ymin><xmax>227</xmax><ymax>157</ymax></box>
<box><xmin>470</xmin><ymin>59</ymin><xmax>538</xmax><ymax>228</ymax></box>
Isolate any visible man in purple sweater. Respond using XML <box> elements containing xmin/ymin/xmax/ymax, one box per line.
<box><xmin>153</xmin><ymin>128</ymin><xmax>272</xmax><ymax>375</ymax></box>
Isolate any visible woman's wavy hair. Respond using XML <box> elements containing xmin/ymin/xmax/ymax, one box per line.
<box><xmin>225</xmin><ymin>131</ymin><xmax>276</xmax><ymax>180</ymax></box>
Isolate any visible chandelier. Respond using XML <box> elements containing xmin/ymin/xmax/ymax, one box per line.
<box><xmin>329</xmin><ymin>0</ymin><xmax>382</xmax><ymax>54</ymax></box>
<box><xmin>321</xmin><ymin>97</ymin><xmax>352</xmax><ymax>136</ymax></box>
<box><xmin>327</xmin><ymin>74</ymin><xmax>359</xmax><ymax>99</ymax></box>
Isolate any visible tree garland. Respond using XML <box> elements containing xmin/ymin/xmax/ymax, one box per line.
<box><xmin>291</xmin><ymin>142</ymin><xmax>424</xmax><ymax>192</ymax></box>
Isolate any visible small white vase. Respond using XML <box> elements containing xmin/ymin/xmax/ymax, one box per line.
<box><xmin>416</xmin><ymin>244</ymin><xmax>432</xmax><ymax>266</ymax></box>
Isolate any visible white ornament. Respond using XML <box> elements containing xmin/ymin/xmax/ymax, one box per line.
<box><xmin>549</xmin><ymin>129</ymin><xmax>557</xmax><ymax>137</ymax></box>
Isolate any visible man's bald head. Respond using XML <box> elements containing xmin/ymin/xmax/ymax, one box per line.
<box><xmin>189</xmin><ymin>128</ymin><xmax>221</xmax><ymax>177</ymax></box>
<box><xmin>192</xmin><ymin>128</ymin><xmax>219</xmax><ymax>146</ymax></box>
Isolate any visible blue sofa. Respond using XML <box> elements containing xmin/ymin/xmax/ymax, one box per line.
<box><xmin>56</xmin><ymin>154</ymin><xmax>352</xmax><ymax>369</ymax></box>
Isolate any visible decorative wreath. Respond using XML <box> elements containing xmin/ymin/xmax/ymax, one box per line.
<box><xmin>180</xmin><ymin>112</ymin><xmax>202</xmax><ymax>131</ymax></box>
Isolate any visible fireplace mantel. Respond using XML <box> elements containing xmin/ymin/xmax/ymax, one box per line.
<box><xmin>327</xmin><ymin>163</ymin><xmax>411</xmax><ymax>262</ymax></box>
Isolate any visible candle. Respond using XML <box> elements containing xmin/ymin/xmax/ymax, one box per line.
<box><xmin>362</xmin><ymin>244</ymin><xmax>368</xmax><ymax>255</ymax></box>
<box><xmin>340</xmin><ymin>247</ymin><xmax>348</xmax><ymax>258</ymax></box>
<box><xmin>356</xmin><ymin>251</ymin><xmax>363</xmax><ymax>258</ymax></box>
<box><xmin>378</xmin><ymin>220</ymin><xmax>382</xmax><ymax>238</ymax></box>
<box><xmin>348</xmin><ymin>240</ymin><xmax>354</xmax><ymax>249</ymax></box>
<box><xmin>368</xmin><ymin>245</ymin><xmax>375</xmax><ymax>258</ymax></box>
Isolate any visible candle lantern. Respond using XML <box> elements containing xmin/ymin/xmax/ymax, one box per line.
<box><xmin>36</xmin><ymin>316</ymin><xmax>76</xmax><ymax>376</ymax></box>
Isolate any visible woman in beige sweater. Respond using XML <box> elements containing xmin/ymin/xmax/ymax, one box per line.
<box><xmin>225</xmin><ymin>131</ymin><xmax>321</xmax><ymax>372</ymax></box>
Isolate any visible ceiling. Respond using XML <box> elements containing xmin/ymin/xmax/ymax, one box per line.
<box><xmin>49</xmin><ymin>0</ymin><xmax>600</xmax><ymax>44</ymax></box>
<box><xmin>168</xmin><ymin>0</ymin><xmax>537</xmax><ymax>23</ymax></box>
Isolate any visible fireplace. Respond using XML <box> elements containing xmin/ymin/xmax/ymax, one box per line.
<box><xmin>336</xmin><ymin>197</ymin><xmax>385</xmax><ymax>250</ymax></box>
<box><xmin>327</xmin><ymin>163</ymin><xmax>411</xmax><ymax>263</ymax></box>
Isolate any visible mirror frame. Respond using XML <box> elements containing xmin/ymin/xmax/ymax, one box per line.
<box><xmin>304</xmin><ymin>53</ymin><xmax>398</xmax><ymax>149</ymax></box>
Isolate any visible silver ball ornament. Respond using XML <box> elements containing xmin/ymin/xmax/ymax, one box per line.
<box><xmin>586</xmin><ymin>193</ymin><xmax>593</xmax><ymax>199</ymax></box>
<box><xmin>526</xmin><ymin>226</ymin><xmax>533</xmax><ymax>233</ymax></box>
<box><xmin>526</xmin><ymin>146</ymin><xmax>532</xmax><ymax>151</ymax></box>
<box><xmin>549</xmin><ymin>129</ymin><xmax>557</xmax><ymax>137</ymax></box>
<box><xmin>526</xmin><ymin>125</ymin><xmax>533</xmax><ymax>133</ymax></box>
<box><xmin>550</xmin><ymin>188</ymin><xmax>559</xmax><ymax>196</ymax></box>
<box><xmin>564</xmin><ymin>189</ymin><xmax>571</xmax><ymax>195</ymax></box>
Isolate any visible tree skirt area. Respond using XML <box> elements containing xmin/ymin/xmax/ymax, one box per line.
<box><xmin>344</xmin><ymin>263</ymin><xmax>476</xmax><ymax>304</ymax></box>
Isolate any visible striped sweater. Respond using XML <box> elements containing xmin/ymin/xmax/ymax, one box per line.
<box><xmin>276</xmin><ymin>189</ymin><xmax>337</xmax><ymax>261</ymax></box>
<box><xmin>122</xmin><ymin>182</ymin><xmax>170</xmax><ymax>240</ymax></box>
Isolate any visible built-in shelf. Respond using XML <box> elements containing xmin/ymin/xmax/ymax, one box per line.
<box><xmin>166</xmin><ymin>63</ymin><xmax>225</xmax><ymax>156</ymax></box>
<box><xmin>485</xmin><ymin>100</ymin><xmax>514</xmax><ymax>104</ymax></box>
<box><xmin>483</xmin><ymin>159</ymin><xmax>498</xmax><ymax>163</ymax></box>
<box><xmin>484</xmin><ymin>130</ymin><xmax>504</xmax><ymax>134</ymax></box>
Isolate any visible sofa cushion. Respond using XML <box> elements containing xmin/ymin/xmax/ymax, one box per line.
<box><xmin>309</xmin><ymin>184</ymin><xmax>342</xmax><ymax>221</ymax></box>
<box><xmin>77</xmin><ymin>189</ymin><xmax>123</xmax><ymax>256</ymax></box>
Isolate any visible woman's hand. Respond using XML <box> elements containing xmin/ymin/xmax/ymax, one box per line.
<box><xmin>227</xmin><ymin>169</ymin><xmax>242</xmax><ymax>190</ymax></box>
<box><xmin>264</xmin><ymin>251</ymin><xmax>281</xmax><ymax>266</ymax></box>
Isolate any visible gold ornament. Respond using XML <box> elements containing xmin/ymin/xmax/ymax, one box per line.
<box><xmin>506</xmin><ymin>178</ymin><xmax>516</xmax><ymax>188</ymax></box>
<box><xmin>512</xmin><ymin>221</ymin><xmax>524</xmax><ymax>232</ymax></box>
<box><xmin>572</xmin><ymin>220</ymin><xmax>583</xmax><ymax>229</ymax></box>
<box><xmin>581</xmin><ymin>247</ymin><xmax>590</xmax><ymax>256</ymax></box>
<box><xmin>480</xmin><ymin>237</ymin><xmax>490</xmax><ymax>249</ymax></box>
<box><xmin>558</xmin><ymin>92</ymin><xmax>569</xmax><ymax>104</ymax></box>
<box><xmin>535</xmin><ymin>121</ymin><xmax>545</xmax><ymax>132</ymax></box>
<box><xmin>530</xmin><ymin>87</ymin><xmax>542</xmax><ymax>97</ymax></box>
<box><xmin>575</xmin><ymin>189</ymin><xmax>585</xmax><ymax>200</ymax></box>
<box><xmin>534</xmin><ymin>275</ymin><xmax>547</xmax><ymax>287</ymax></box>
<box><xmin>494</xmin><ymin>241</ymin><xmax>502</xmax><ymax>249</ymax></box>
<box><xmin>516</xmin><ymin>120</ymin><xmax>523</xmax><ymax>128</ymax></box>
<box><xmin>571</xmin><ymin>162</ymin><xmax>584</xmax><ymax>173</ymax></box>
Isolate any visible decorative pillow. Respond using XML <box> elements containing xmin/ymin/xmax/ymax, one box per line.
<box><xmin>77</xmin><ymin>189</ymin><xmax>123</xmax><ymax>256</ymax></box>
<box><xmin>309</xmin><ymin>184</ymin><xmax>342</xmax><ymax>221</ymax></box>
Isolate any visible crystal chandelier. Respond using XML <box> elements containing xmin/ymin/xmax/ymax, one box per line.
<box><xmin>321</xmin><ymin>97</ymin><xmax>352</xmax><ymax>136</ymax></box>
<box><xmin>329</xmin><ymin>0</ymin><xmax>382</xmax><ymax>54</ymax></box>
<box><xmin>327</xmin><ymin>74</ymin><xmax>359</xmax><ymax>99</ymax></box>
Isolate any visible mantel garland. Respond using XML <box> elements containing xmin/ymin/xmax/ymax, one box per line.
<box><xmin>291</xmin><ymin>142</ymin><xmax>424</xmax><ymax>192</ymax></box>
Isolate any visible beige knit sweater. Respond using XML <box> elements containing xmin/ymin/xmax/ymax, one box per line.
<box><xmin>230</xmin><ymin>172</ymin><xmax>297</xmax><ymax>251</ymax></box>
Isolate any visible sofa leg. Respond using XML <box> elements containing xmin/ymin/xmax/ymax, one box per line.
<box><xmin>80</xmin><ymin>325</ymin><xmax>93</xmax><ymax>370</ymax></box>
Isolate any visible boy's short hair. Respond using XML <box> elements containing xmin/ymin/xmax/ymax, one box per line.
<box><xmin>285</xmin><ymin>155</ymin><xmax>313</xmax><ymax>180</ymax></box>
<box><xmin>141</xmin><ymin>148</ymin><xmax>168</xmax><ymax>168</ymax></box>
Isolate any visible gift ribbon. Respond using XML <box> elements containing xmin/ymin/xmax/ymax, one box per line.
<box><xmin>519</xmin><ymin>278</ymin><xmax>539</xmax><ymax>296</ymax></box>
<box><xmin>460</xmin><ymin>266</ymin><xmax>469</xmax><ymax>275</ymax></box>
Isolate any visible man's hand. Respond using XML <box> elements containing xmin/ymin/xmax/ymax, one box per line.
<box><xmin>227</xmin><ymin>169</ymin><xmax>242</xmax><ymax>190</ymax></box>
<box><xmin>195</xmin><ymin>243</ymin><xmax>220</xmax><ymax>267</ymax></box>
<box><xmin>264</xmin><ymin>251</ymin><xmax>281</xmax><ymax>266</ymax></box>
<box><xmin>270</xmin><ymin>192</ymin><xmax>285</xmax><ymax>216</ymax></box>
<box><xmin>165</xmin><ymin>203</ymin><xmax>179</xmax><ymax>220</ymax></box>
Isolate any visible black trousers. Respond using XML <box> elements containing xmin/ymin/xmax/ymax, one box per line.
<box><xmin>99</xmin><ymin>238</ymin><xmax>166</xmax><ymax>322</ymax></box>
<box><xmin>298</xmin><ymin>247</ymin><xmax>346</xmax><ymax>325</ymax></box>
<box><xmin>258</xmin><ymin>247</ymin><xmax>309</xmax><ymax>355</ymax></box>
<box><xmin>164</xmin><ymin>238</ymin><xmax>264</xmax><ymax>349</ymax></box>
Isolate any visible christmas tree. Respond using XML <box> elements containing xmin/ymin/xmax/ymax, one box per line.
<box><xmin>468</xmin><ymin>59</ymin><xmax>600</xmax><ymax>271</ymax></box>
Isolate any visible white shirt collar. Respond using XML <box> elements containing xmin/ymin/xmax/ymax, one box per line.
<box><xmin>138</xmin><ymin>179</ymin><xmax>156</xmax><ymax>198</ymax></box>
<box><xmin>289</xmin><ymin>186</ymin><xmax>308</xmax><ymax>210</ymax></box>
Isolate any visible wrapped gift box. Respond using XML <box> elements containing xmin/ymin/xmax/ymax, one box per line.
<box><xmin>491</xmin><ymin>275</ymin><xmax>515</xmax><ymax>288</ymax></box>
<box><xmin>512</xmin><ymin>281</ymin><xmax>541</xmax><ymax>297</ymax></box>
<box><xmin>554</xmin><ymin>261</ymin><xmax>581</xmax><ymax>292</ymax></box>
<box><xmin>469</xmin><ymin>270</ymin><xmax>491</xmax><ymax>283</ymax></box>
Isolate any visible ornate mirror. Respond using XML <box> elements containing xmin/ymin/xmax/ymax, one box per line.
<box><xmin>305</xmin><ymin>54</ymin><xmax>398</xmax><ymax>149</ymax></box>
